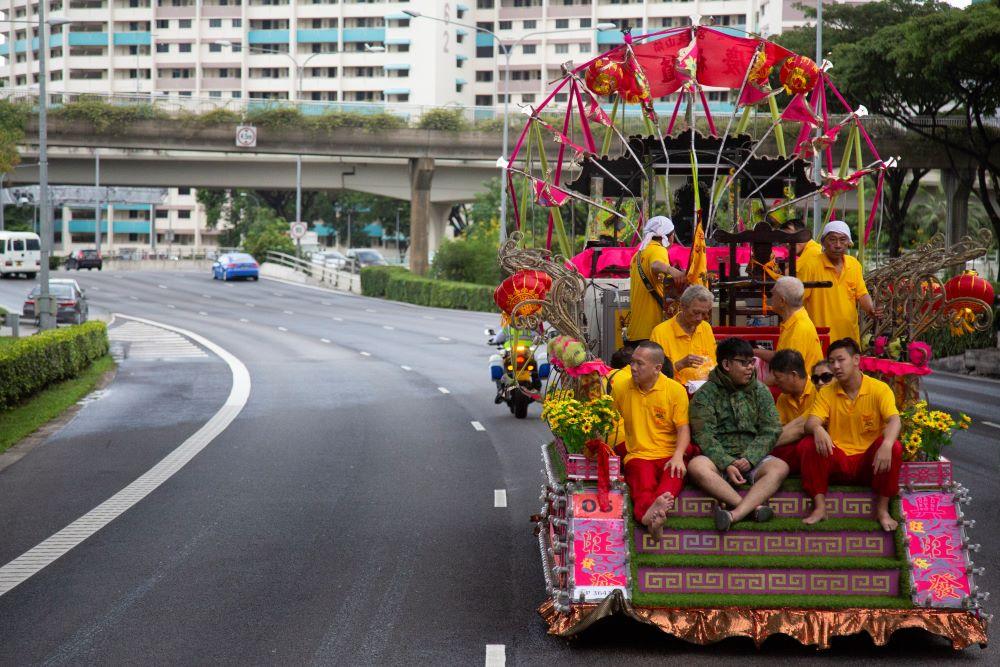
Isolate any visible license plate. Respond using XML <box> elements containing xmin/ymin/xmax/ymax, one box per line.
<box><xmin>15</xmin><ymin>261</ymin><xmax>22</xmax><ymax>266</ymax></box>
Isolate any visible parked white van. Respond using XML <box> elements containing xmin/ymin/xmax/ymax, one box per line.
<box><xmin>0</xmin><ymin>231</ymin><xmax>42</xmax><ymax>278</ymax></box>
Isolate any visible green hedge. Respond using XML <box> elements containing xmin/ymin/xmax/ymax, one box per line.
<box><xmin>360</xmin><ymin>266</ymin><xmax>496</xmax><ymax>312</ymax></box>
<box><xmin>0</xmin><ymin>321</ymin><xmax>109</xmax><ymax>409</ymax></box>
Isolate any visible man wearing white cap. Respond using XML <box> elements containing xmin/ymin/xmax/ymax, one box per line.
<box><xmin>626</xmin><ymin>216</ymin><xmax>686</xmax><ymax>343</ymax></box>
<box><xmin>797</xmin><ymin>220</ymin><xmax>882</xmax><ymax>345</ymax></box>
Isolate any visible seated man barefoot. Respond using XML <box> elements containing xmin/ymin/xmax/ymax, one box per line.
<box><xmin>769</xmin><ymin>349</ymin><xmax>817</xmax><ymax>473</ymax></box>
<box><xmin>801</xmin><ymin>338</ymin><xmax>903</xmax><ymax>531</ymax></box>
<box><xmin>688</xmin><ymin>338</ymin><xmax>788</xmax><ymax>531</ymax></box>
<box><xmin>611</xmin><ymin>341</ymin><xmax>693</xmax><ymax>540</ymax></box>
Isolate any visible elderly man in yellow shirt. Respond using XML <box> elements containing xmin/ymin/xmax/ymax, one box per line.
<box><xmin>650</xmin><ymin>285</ymin><xmax>716</xmax><ymax>386</ymax></box>
<box><xmin>797</xmin><ymin>220</ymin><xmax>882</xmax><ymax>345</ymax></box>
<box><xmin>627</xmin><ymin>216</ymin><xmax>686</xmax><ymax>344</ymax></box>
<box><xmin>801</xmin><ymin>338</ymin><xmax>903</xmax><ymax>531</ymax></box>
<box><xmin>753</xmin><ymin>276</ymin><xmax>824</xmax><ymax>377</ymax></box>
<box><xmin>611</xmin><ymin>341</ymin><xmax>694</xmax><ymax>541</ymax></box>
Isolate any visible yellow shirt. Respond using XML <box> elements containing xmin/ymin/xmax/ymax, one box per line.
<box><xmin>798</xmin><ymin>239</ymin><xmax>823</xmax><ymax>266</ymax></box>
<box><xmin>611</xmin><ymin>373</ymin><xmax>689</xmax><ymax>464</ymax></box>
<box><xmin>650</xmin><ymin>315</ymin><xmax>717</xmax><ymax>385</ymax></box>
<box><xmin>799</xmin><ymin>251</ymin><xmax>869</xmax><ymax>345</ymax></box>
<box><xmin>808</xmin><ymin>374</ymin><xmax>898</xmax><ymax>456</ymax></box>
<box><xmin>776</xmin><ymin>379</ymin><xmax>816</xmax><ymax>425</ymax></box>
<box><xmin>627</xmin><ymin>241</ymin><xmax>671</xmax><ymax>341</ymax></box>
<box><xmin>777</xmin><ymin>308</ymin><xmax>824</xmax><ymax>377</ymax></box>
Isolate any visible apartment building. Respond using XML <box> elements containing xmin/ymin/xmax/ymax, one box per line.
<box><xmin>0</xmin><ymin>0</ymin><xmax>822</xmax><ymax>253</ymax></box>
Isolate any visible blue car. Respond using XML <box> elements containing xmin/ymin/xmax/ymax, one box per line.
<box><xmin>213</xmin><ymin>253</ymin><xmax>260</xmax><ymax>281</ymax></box>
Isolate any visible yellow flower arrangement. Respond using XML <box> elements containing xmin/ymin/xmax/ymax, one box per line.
<box><xmin>541</xmin><ymin>388</ymin><xmax>620</xmax><ymax>454</ymax></box>
<box><xmin>900</xmin><ymin>402</ymin><xmax>968</xmax><ymax>462</ymax></box>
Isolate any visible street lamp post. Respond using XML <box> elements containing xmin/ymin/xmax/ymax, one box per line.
<box><xmin>1</xmin><ymin>13</ymin><xmax>73</xmax><ymax>330</ymax></box>
<box><xmin>404</xmin><ymin>11</ymin><xmax>615</xmax><ymax>246</ymax></box>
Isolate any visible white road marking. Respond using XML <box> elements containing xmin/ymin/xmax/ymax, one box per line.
<box><xmin>321</xmin><ymin>300</ymin><xmax>331</xmax><ymax>305</ymax></box>
<box><xmin>360</xmin><ymin>351</ymin><xmax>371</xmax><ymax>357</ymax></box>
<box><xmin>129</xmin><ymin>296</ymin><xmax>138</xmax><ymax>301</ymax></box>
<box><xmin>485</xmin><ymin>644</ymin><xmax>505</xmax><ymax>667</ymax></box>
<box><xmin>383</xmin><ymin>325</ymin><xmax>394</xmax><ymax>330</ymax></box>
<box><xmin>333</xmin><ymin>317</ymin><xmax>343</xmax><ymax>322</ymax></box>
<box><xmin>239</xmin><ymin>318</ymin><xmax>249</xmax><ymax>323</ymax></box>
<box><xmin>278</xmin><ymin>326</ymin><xmax>288</xmax><ymax>332</ymax></box>
<box><xmin>494</xmin><ymin>490</ymin><xmax>507</xmax><ymax>508</ymax></box>
<box><xmin>198</xmin><ymin>311</ymin><xmax>208</xmax><ymax>316</ymax></box>
<box><xmin>983</xmin><ymin>421</ymin><xmax>1000</xmax><ymax>430</ymax></box>
<box><xmin>400</xmin><ymin>365</ymin><xmax>412</xmax><ymax>371</ymax></box>
<box><xmin>271</xmin><ymin>291</ymin><xmax>284</xmax><ymax>297</ymax></box>
<box><xmin>471</xmin><ymin>421</ymin><xmax>485</xmax><ymax>432</ymax></box>
<box><xmin>423</xmin><ymin>316</ymin><xmax>435</xmax><ymax>320</ymax></box>
<box><xmin>225</xmin><ymin>284</ymin><xmax>234</xmax><ymax>288</ymax></box>
<box><xmin>167</xmin><ymin>304</ymin><xmax>175</xmax><ymax>309</ymax></box>
<box><xmin>0</xmin><ymin>315</ymin><xmax>250</xmax><ymax>597</ymax></box>
<box><xmin>157</xmin><ymin>284</ymin><xmax>167</xmax><ymax>289</ymax></box>
<box><xmin>109</xmin><ymin>322</ymin><xmax>208</xmax><ymax>360</ymax></box>
<box><xmin>201</xmin><ymin>294</ymin><xmax>211</xmax><ymax>299</ymax></box>
<box><xmin>244</xmin><ymin>302</ymin><xmax>254</xmax><ymax>307</ymax></box>
<box><xmin>283</xmin><ymin>310</ymin><xmax>294</xmax><ymax>314</ymax></box>
<box><xmin>437</xmin><ymin>387</ymin><xmax>450</xmax><ymax>394</ymax></box>
<box><xmin>438</xmin><ymin>336</ymin><xmax>451</xmax><ymax>342</ymax></box>
<box><xmin>365</xmin><ymin>308</ymin><xmax>376</xmax><ymax>313</ymax></box>
<box><xmin>320</xmin><ymin>338</ymin><xmax>331</xmax><ymax>343</ymax></box>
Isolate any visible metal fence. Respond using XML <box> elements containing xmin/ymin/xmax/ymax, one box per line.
<box><xmin>264</xmin><ymin>250</ymin><xmax>359</xmax><ymax>292</ymax></box>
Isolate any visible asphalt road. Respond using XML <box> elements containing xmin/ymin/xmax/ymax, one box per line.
<box><xmin>0</xmin><ymin>269</ymin><xmax>995</xmax><ymax>665</ymax></box>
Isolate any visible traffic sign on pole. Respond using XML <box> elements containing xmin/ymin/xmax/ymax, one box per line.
<box><xmin>290</xmin><ymin>221</ymin><xmax>308</xmax><ymax>239</ymax></box>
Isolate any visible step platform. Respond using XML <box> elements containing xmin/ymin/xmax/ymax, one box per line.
<box><xmin>635</xmin><ymin>527</ymin><xmax>895</xmax><ymax>558</ymax></box>
<box><xmin>671</xmin><ymin>487</ymin><xmax>876</xmax><ymax>519</ymax></box>
<box><xmin>636</xmin><ymin>566</ymin><xmax>900</xmax><ymax>596</ymax></box>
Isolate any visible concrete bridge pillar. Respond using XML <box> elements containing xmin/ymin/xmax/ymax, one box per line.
<box><xmin>409</xmin><ymin>157</ymin><xmax>434</xmax><ymax>275</ymax></box>
<box><xmin>429</xmin><ymin>203</ymin><xmax>455</xmax><ymax>260</ymax></box>
<box><xmin>942</xmin><ymin>169</ymin><xmax>973</xmax><ymax>247</ymax></box>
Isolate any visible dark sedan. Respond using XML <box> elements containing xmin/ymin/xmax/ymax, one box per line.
<box><xmin>65</xmin><ymin>249</ymin><xmax>103</xmax><ymax>271</ymax></box>
<box><xmin>23</xmin><ymin>282</ymin><xmax>89</xmax><ymax>325</ymax></box>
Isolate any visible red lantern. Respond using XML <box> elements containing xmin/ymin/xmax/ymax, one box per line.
<box><xmin>779</xmin><ymin>55</ymin><xmax>820</xmax><ymax>95</ymax></box>
<box><xmin>617</xmin><ymin>72</ymin><xmax>650</xmax><ymax>104</ymax></box>
<box><xmin>494</xmin><ymin>270</ymin><xmax>553</xmax><ymax>317</ymax></box>
<box><xmin>585</xmin><ymin>58</ymin><xmax>624</xmax><ymax>97</ymax></box>
<box><xmin>944</xmin><ymin>270</ymin><xmax>995</xmax><ymax>313</ymax></box>
<box><xmin>918</xmin><ymin>280</ymin><xmax>945</xmax><ymax>314</ymax></box>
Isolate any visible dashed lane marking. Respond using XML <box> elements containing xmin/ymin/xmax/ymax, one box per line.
<box><xmin>365</xmin><ymin>308</ymin><xmax>376</xmax><ymax>313</ymax></box>
<box><xmin>129</xmin><ymin>296</ymin><xmax>138</xmax><ymax>301</ymax></box>
<box><xmin>283</xmin><ymin>310</ymin><xmax>294</xmax><ymax>314</ymax></box>
<box><xmin>278</xmin><ymin>326</ymin><xmax>288</xmax><ymax>332</ymax></box>
<box><xmin>333</xmin><ymin>317</ymin><xmax>343</xmax><ymax>322</ymax></box>
<box><xmin>485</xmin><ymin>644</ymin><xmax>505</xmax><ymax>667</ymax></box>
<box><xmin>0</xmin><ymin>315</ymin><xmax>250</xmax><ymax>597</ymax></box>
<box><xmin>437</xmin><ymin>387</ymin><xmax>450</xmax><ymax>394</ymax></box>
<box><xmin>471</xmin><ymin>421</ymin><xmax>485</xmax><ymax>432</ymax></box>
<box><xmin>983</xmin><ymin>421</ymin><xmax>1000</xmax><ymax>430</ymax></box>
<box><xmin>198</xmin><ymin>311</ymin><xmax>208</xmax><ymax>316</ymax></box>
<box><xmin>167</xmin><ymin>304</ymin><xmax>175</xmax><ymax>309</ymax></box>
<box><xmin>423</xmin><ymin>316</ymin><xmax>435</xmax><ymax>320</ymax></box>
<box><xmin>157</xmin><ymin>284</ymin><xmax>167</xmax><ymax>289</ymax></box>
<box><xmin>201</xmin><ymin>294</ymin><xmax>211</xmax><ymax>299</ymax></box>
<box><xmin>400</xmin><ymin>365</ymin><xmax>412</xmax><ymax>371</ymax></box>
<box><xmin>494</xmin><ymin>490</ymin><xmax>507</xmax><ymax>508</ymax></box>
<box><xmin>321</xmin><ymin>338</ymin><xmax>331</xmax><ymax>343</ymax></box>
<box><xmin>383</xmin><ymin>325</ymin><xmax>394</xmax><ymax>330</ymax></box>
<box><xmin>239</xmin><ymin>318</ymin><xmax>249</xmax><ymax>323</ymax></box>
<box><xmin>438</xmin><ymin>336</ymin><xmax>451</xmax><ymax>342</ymax></box>
<box><xmin>360</xmin><ymin>351</ymin><xmax>371</xmax><ymax>357</ymax></box>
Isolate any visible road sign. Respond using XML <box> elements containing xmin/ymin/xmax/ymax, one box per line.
<box><xmin>290</xmin><ymin>221</ymin><xmax>308</xmax><ymax>239</ymax></box>
<box><xmin>235</xmin><ymin>125</ymin><xmax>257</xmax><ymax>148</ymax></box>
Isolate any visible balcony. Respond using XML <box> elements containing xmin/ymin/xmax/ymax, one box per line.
<box><xmin>296</xmin><ymin>28</ymin><xmax>339</xmax><ymax>43</ymax></box>
<box><xmin>200</xmin><ymin>77</ymin><xmax>242</xmax><ymax>89</ymax></box>
<box><xmin>248</xmin><ymin>30</ymin><xmax>290</xmax><ymax>44</ymax></box>
<box><xmin>155</xmin><ymin>77</ymin><xmax>195</xmax><ymax>90</ymax></box>
<box><xmin>154</xmin><ymin>6</ymin><xmax>197</xmax><ymax>18</ymax></box>
<box><xmin>69</xmin><ymin>32</ymin><xmax>110</xmax><ymax>47</ymax></box>
<box><xmin>113</xmin><ymin>32</ymin><xmax>151</xmax><ymax>46</ymax></box>
<box><xmin>341</xmin><ymin>27</ymin><xmax>385</xmax><ymax>43</ymax></box>
<box><xmin>201</xmin><ymin>5</ymin><xmax>242</xmax><ymax>18</ymax></box>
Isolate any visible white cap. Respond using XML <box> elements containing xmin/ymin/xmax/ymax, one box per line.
<box><xmin>639</xmin><ymin>216</ymin><xmax>675</xmax><ymax>250</ymax></box>
<box><xmin>821</xmin><ymin>219</ymin><xmax>852</xmax><ymax>241</ymax></box>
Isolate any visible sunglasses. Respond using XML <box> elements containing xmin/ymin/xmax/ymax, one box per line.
<box><xmin>811</xmin><ymin>372</ymin><xmax>835</xmax><ymax>384</ymax></box>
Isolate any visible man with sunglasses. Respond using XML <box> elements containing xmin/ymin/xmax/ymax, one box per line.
<box><xmin>801</xmin><ymin>338</ymin><xmax>902</xmax><ymax>532</ymax></box>
<box><xmin>797</xmin><ymin>220</ymin><xmax>882</xmax><ymax>345</ymax></box>
<box><xmin>688</xmin><ymin>338</ymin><xmax>787</xmax><ymax>531</ymax></box>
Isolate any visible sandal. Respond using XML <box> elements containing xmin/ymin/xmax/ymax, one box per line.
<box><xmin>713</xmin><ymin>504</ymin><xmax>733</xmax><ymax>531</ymax></box>
<box><xmin>753</xmin><ymin>505</ymin><xmax>775</xmax><ymax>523</ymax></box>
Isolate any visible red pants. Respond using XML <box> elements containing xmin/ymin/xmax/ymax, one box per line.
<box><xmin>624</xmin><ymin>445</ymin><xmax>700</xmax><ymax>523</ymax></box>
<box><xmin>800</xmin><ymin>436</ymin><xmax>902</xmax><ymax>498</ymax></box>
<box><xmin>770</xmin><ymin>437</ymin><xmax>812</xmax><ymax>474</ymax></box>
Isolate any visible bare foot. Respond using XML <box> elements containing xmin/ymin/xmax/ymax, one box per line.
<box><xmin>877</xmin><ymin>512</ymin><xmax>899</xmax><ymax>532</ymax></box>
<box><xmin>802</xmin><ymin>506</ymin><xmax>827</xmax><ymax>525</ymax></box>
<box><xmin>652</xmin><ymin>492</ymin><xmax>675</xmax><ymax>513</ymax></box>
<box><xmin>649</xmin><ymin>514</ymin><xmax>666</xmax><ymax>542</ymax></box>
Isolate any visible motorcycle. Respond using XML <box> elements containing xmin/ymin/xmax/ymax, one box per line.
<box><xmin>486</xmin><ymin>327</ymin><xmax>550</xmax><ymax>419</ymax></box>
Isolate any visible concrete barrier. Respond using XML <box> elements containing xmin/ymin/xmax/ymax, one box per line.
<box><xmin>88</xmin><ymin>259</ymin><xmax>213</xmax><ymax>272</ymax></box>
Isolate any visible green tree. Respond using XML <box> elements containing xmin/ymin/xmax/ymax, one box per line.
<box><xmin>431</xmin><ymin>219</ymin><xmax>502</xmax><ymax>285</ymax></box>
<box><xmin>243</xmin><ymin>213</ymin><xmax>295</xmax><ymax>261</ymax></box>
<box><xmin>0</xmin><ymin>100</ymin><xmax>28</xmax><ymax>175</ymax></box>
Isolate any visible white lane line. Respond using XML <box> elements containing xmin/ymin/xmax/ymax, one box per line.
<box><xmin>157</xmin><ymin>284</ymin><xmax>167</xmax><ymax>289</ymax></box>
<box><xmin>494</xmin><ymin>490</ymin><xmax>508</xmax><ymax>508</ymax></box>
<box><xmin>198</xmin><ymin>311</ymin><xmax>208</xmax><ymax>316</ymax></box>
<box><xmin>360</xmin><ymin>351</ymin><xmax>371</xmax><ymax>357</ymax></box>
<box><xmin>321</xmin><ymin>300</ymin><xmax>331</xmax><ymax>306</ymax></box>
<box><xmin>438</xmin><ymin>336</ymin><xmax>451</xmax><ymax>342</ymax></box>
<box><xmin>471</xmin><ymin>421</ymin><xmax>486</xmax><ymax>432</ymax></box>
<box><xmin>239</xmin><ymin>318</ymin><xmax>249</xmax><ymax>323</ymax></box>
<box><xmin>400</xmin><ymin>365</ymin><xmax>412</xmax><ymax>371</ymax></box>
<box><xmin>201</xmin><ymin>294</ymin><xmax>211</xmax><ymax>299</ymax></box>
<box><xmin>225</xmin><ymin>284</ymin><xmax>234</xmax><ymax>288</ymax></box>
<box><xmin>437</xmin><ymin>387</ymin><xmax>450</xmax><ymax>394</ymax></box>
<box><xmin>333</xmin><ymin>317</ymin><xmax>343</xmax><ymax>322</ymax></box>
<box><xmin>129</xmin><ymin>296</ymin><xmax>138</xmax><ymax>301</ymax></box>
<box><xmin>283</xmin><ymin>310</ymin><xmax>294</xmax><ymax>315</ymax></box>
<box><xmin>244</xmin><ymin>302</ymin><xmax>255</xmax><ymax>308</ymax></box>
<box><xmin>167</xmin><ymin>304</ymin><xmax>176</xmax><ymax>309</ymax></box>
<box><xmin>485</xmin><ymin>644</ymin><xmax>505</xmax><ymax>667</ymax></box>
<box><xmin>0</xmin><ymin>314</ymin><xmax>250</xmax><ymax>597</ymax></box>
<box><xmin>983</xmin><ymin>421</ymin><xmax>1000</xmax><ymax>430</ymax></box>
<box><xmin>423</xmin><ymin>316</ymin><xmax>435</xmax><ymax>320</ymax></box>
<box><xmin>383</xmin><ymin>325</ymin><xmax>395</xmax><ymax>330</ymax></box>
<box><xmin>320</xmin><ymin>338</ymin><xmax>331</xmax><ymax>343</ymax></box>
<box><xmin>365</xmin><ymin>308</ymin><xmax>376</xmax><ymax>313</ymax></box>
<box><xmin>278</xmin><ymin>326</ymin><xmax>288</xmax><ymax>332</ymax></box>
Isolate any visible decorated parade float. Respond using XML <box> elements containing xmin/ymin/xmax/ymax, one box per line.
<box><xmin>490</xmin><ymin>21</ymin><xmax>992</xmax><ymax>650</ymax></box>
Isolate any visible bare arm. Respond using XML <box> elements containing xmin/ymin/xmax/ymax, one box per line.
<box><xmin>651</xmin><ymin>260</ymin><xmax>685</xmax><ymax>282</ymax></box>
<box><xmin>806</xmin><ymin>415</ymin><xmax>834</xmax><ymax>456</ymax></box>
<box><xmin>753</xmin><ymin>347</ymin><xmax>776</xmax><ymax>363</ymax></box>
<box><xmin>665</xmin><ymin>424</ymin><xmax>691</xmax><ymax>478</ymax></box>
<box><xmin>859</xmin><ymin>293</ymin><xmax>883</xmax><ymax>317</ymax></box>
<box><xmin>775</xmin><ymin>416</ymin><xmax>806</xmax><ymax>447</ymax></box>
<box><xmin>873</xmin><ymin>415</ymin><xmax>902</xmax><ymax>474</ymax></box>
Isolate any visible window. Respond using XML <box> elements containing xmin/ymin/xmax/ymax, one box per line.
<box><xmin>522</xmin><ymin>94</ymin><xmax>535</xmax><ymax>103</ymax></box>
<box><xmin>179</xmin><ymin>43</ymin><xmax>192</xmax><ymax>53</ymax></box>
<box><xmin>179</xmin><ymin>19</ymin><xmax>191</xmax><ymax>29</ymax></box>
<box><xmin>476</xmin><ymin>46</ymin><xmax>492</xmax><ymax>58</ymax></box>
<box><xmin>475</xmin><ymin>70</ymin><xmax>493</xmax><ymax>82</ymax></box>
<box><xmin>156</xmin><ymin>19</ymin><xmax>168</xmax><ymax>29</ymax></box>
<box><xmin>456</xmin><ymin>57</ymin><xmax>464</xmax><ymax>68</ymax></box>
<box><xmin>156</xmin><ymin>208</ymin><xmax>169</xmax><ymax>218</ymax></box>
<box><xmin>579</xmin><ymin>42</ymin><xmax>591</xmax><ymax>53</ymax></box>
<box><xmin>554</xmin><ymin>93</ymin><xmax>568</xmax><ymax>103</ymax></box>
<box><xmin>476</xmin><ymin>0</ymin><xmax>494</xmax><ymax>8</ymax></box>
<box><xmin>209</xmin><ymin>19</ymin><xmax>222</xmax><ymax>28</ymax></box>
<box><xmin>498</xmin><ymin>21</ymin><xmax>511</xmax><ymax>31</ymax></box>
<box><xmin>580</xmin><ymin>18</ymin><xmax>592</xmax><ymax>28</ymax></box>
<box><xmin>522</xmin><ymin>44</ymin><xmax>536</xmax><ymax>55</ymax></box>
<box><xmin>232</xmin><ymin>91</ymin><xmax>242</xmax><ymax>98</ymax></box>
<box><xmin>232</xmin><ymin>19</ymin><xmax>242</xmax><ymax>28</ymax></box>
<box><xmin>554</xmin><ymin>43</ymin><xmax>568</xmax><ymax>54</ymax></box>
<box><xmin>455</xmin><ymin>82</ymin><xmax>464</xmax><ymax>93</ymax></box>
<box><xmin>178</xmin><ymin>187</ymin><xmax>191</xmax><ymax>195</ymax></box>
<box><xmin>476</xmin><ymin>21</ymin><xmax>493</xmax><ymax>32</ymax></box>
<box><xmin>475</xmin><ymin>94</ymin><xmax>493</xmax><ymax>106</ymax></box>
<box><xmin>209</xmin><ymin>43</ymin><xmax>222</xmax><ymax>52</ymax></box>
<box><xmin>156</xmin><ymin>43</ymin><xmax>169</xmax><ymax>53</ymax></box>
<box><xmin>178</xmin><ymin>210</ymin><xmax>192</xmax><ymax>219</ymax></box>
<box><xmin>523</xmin><ymin>20</ymin><xmax>536</xmax><ymax>29</ymax></box>
<box><xmin>555</xmin><ymin>19</ymin><xmax>568</xmax><ymax>30</ymax></box>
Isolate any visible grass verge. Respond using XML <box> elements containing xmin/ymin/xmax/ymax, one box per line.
<box><xmin>0</xmin><ymin>354</ymin><xmax>115</xmax><ymax>454</ymax></box>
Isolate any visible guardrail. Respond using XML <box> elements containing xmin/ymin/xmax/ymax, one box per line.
<box><xmin>264</xmin><ymin>250</ymin><xmax>359</xmax><ymax>293</ymax></box>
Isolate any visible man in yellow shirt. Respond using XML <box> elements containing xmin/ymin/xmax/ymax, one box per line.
<box><xmin>627</xmin><ymin>216</ymin><xmax>686</xmax><ymax>343</ymax></box>
<box><xmin>797</xmin><ymin>220</ymin><xmax>882</xmax><ymax>345</ymax></box>
<box><xmin>767</xmin><ymin>349</ymin><xmax>816</xmax><ymax>473</ymax></box>
<box><xmin>801</xmin><ymin>338</ymin><xmax>902</xmax><ymax>531</ymax></box>
<box><xmin>611</xmin><ymin>341</ymin><xmax>693</xmax><ymax>540</ymax></box>
<box><xmin>650</xmin><ymin>285</ymin><xmax>716</xmax><ymax>386</ymax></box>
<box><xmin>779</xmin><ymin>218</ymin><xmax>822</xmax><ymax>266</ymax></box>
<box><xmin>753</xmin><ymin>276</ymin><xmax>824</xmax><ymax>377</ymax></box>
